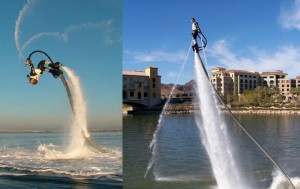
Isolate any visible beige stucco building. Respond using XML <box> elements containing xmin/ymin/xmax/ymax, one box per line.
<box><xmin>123</xmin><ymin>67</ymin><xmax>161</xmax><ymax>108</ymax></box>
<box><xmin>211</xmin><ymin>67</ymin><xmax>259</xmax><ymax>97</ymax></box>
<box><xmin>278</xmin><ymin>78</ymin><xmax>296</xmax><ymax>99</ymax></box>
<box><xmin>259</xmin><ymin>70</ymin><xmax>287</xmax><ymax>87</ymax></box>
<box><xmin>210</xmin><ymin>67</ymin><xmax>300</xmax><ymax>102</ymax></box>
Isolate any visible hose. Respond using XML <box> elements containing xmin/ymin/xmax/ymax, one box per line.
<box><xmin>27</xmin><ymin>50</ymin><xmax>54</xmax><ymax>63</ymax></box>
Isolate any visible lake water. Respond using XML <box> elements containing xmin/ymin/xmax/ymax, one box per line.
<box><xmin>123</xmin><ymin>114</ymin><xmax>300</xmax><ymax>189</ymax></box>
<box><xmin>0</xmin><ymin>131</ymin><xmax>122</xmax><ymax>189</ymax></box>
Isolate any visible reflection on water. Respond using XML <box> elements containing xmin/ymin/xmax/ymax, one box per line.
<box><xmin>124</xmin><ymin>114</ymin><xmax>300</xmax><ymax>189</ymax></box>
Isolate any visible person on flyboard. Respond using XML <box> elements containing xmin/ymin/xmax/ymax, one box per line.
<box><xmin>191</xmin><ymin>17</ymin><xmax>201</xmax><ymax>52</ymax></box>
<box><xmin>26</xmin><ymin>59</ymin><xmax>63</xmax><ymax>85</ymax></box>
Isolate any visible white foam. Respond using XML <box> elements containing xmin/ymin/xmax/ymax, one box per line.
<box><xmin>269</xmin><ymin>172</ymin><xmax>300</xmax><ymax>189</ymax></box>
<box><xmin>62</xmin><ymin>67</ymin><xmax>91</xmax><ymax>157</ymax></box>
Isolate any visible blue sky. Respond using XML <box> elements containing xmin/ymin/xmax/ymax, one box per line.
<box><xmin>123</xmin><ymin>0</ymin><xmax>300</xmax><ymax>84</ymax></box>
<box><xmin>0</xmin><ymin>0</ymin><xmax>121</xmax><ymax>130</ymax></box>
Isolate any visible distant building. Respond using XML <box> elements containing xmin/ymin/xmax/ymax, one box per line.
<box><xmin>278</xmin><ymin>78</ymin><xmax>296</xmax><ymax>99</ymax></box>
<box><xmin>211</xmin><ymin>67</ymin><xmax>259</xmax><ymax>97</ymax></box>
<box><xmin>259</xmin><ymin>70</ymin><xmax>287</xmax><ymax>87</ymax></box>
<box><xmin>211</xmin><ymin>67</ymin><xmax>233</xmax><ymax>97</ymax></box>
<box><xmin>296</xmin><ymin>76</ymin><xmax>300</xmax><ymax>88</ymax></box>
<box><xmin>123</xmin><ymin>67</ymin><xmax>161</xmax><ymax>108</ymax></box>
<box><xmin>210</xmin><ymin>67</ymin><xmax>300</xmax><ymax>102</ymax></box>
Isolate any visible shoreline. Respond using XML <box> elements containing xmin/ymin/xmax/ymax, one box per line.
<box><xmin>123</xmin><ymin>104</ymin><xmax>300</xmax><ymax>115</ymax></box>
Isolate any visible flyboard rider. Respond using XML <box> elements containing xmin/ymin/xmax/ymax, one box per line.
<box><xmin>191</xmin><ymin>17</ymin><xmax>201</xmax><ymax>52</ymax></box>
<box><xmin>26</xmin><ymin>59</ymin><xmax>63</xmax><ymax>85</ymax></box>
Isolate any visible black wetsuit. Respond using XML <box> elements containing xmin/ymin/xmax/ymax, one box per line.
<box><xmin>38</xmin><ymin>60</ymin><xmax>63</xmax><ymax>78</ymax></box>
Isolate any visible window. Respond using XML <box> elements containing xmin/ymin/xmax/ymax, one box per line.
<box><xmin>153</xmin><ymin>92</ymin><xmax>156</xmax><ymax>99</ymax></box>
<box><xmin>138</xmin><ymin>92</ymin><xmax>142</xmax><ymax>99</ymax></box>
<box><xmin>152</xmin><ymin>78</ymin><xmax>156</xmax><ymax>82</ymax></box>
<box><xmin>152</xmin><ymin>84</ymin><xmax>156</xmax><ymax>88</ymax></box>
<box><xmin>123</xmin><ymin>90</ymin><xmax>126</xmax><ymax>99</ymax></box>
<box><xmin>282</xmin><ymin>85</ymin><xmax>284</xmax><ymax>87</ymax></box>
<box><xmin>144</xmin><ymin>92</ymin><xmax>148</xmax><ymax>97</ymax></box>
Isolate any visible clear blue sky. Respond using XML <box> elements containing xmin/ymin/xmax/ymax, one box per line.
<box><xmin>0</xmin><ymin>0</ymin><xmax>121</xmax><ymax>131</ymax></box>
<box><xmin>123</xmin><ymin>0</ymin><xmax>300</xmax><ymax>84</ymax></box>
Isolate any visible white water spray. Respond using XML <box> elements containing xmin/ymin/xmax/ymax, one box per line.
<box><xmin>144</xmin><ymin>42</ymin><xmax>192</xmax><ymax>178</ymax></box>
<box><xmin>21</xmin><ymin>32</ymin><xmax>63</xmax><ymax>53</ymax></box>
<box><xmin>15</xmin><ymin>0</ymin><xmax>35</xmax><ymax>59</ymax></box>
<box><xmin>194</xmin><ymin>52</ymin><xmax>251</xmax><ymax>189</ymax></box>
<box><xmin>20</xmin><ymin>21</ymin><xmax>114</xmax><ymax>53</ymax></box>
<box><xmin>61</xmin><ymin>67</ymin><xmax>90</xmax><ymax>154</ymax></box>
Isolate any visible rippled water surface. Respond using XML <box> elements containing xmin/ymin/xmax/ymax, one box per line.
<box><xmin>0</xmin><ymin>131</ymin><xmax>122</xmax><ymax>189</ymax></box>
<box><xmin>123</xmin><ymin>114</ymin><xmax>300</xmax><ymax>189</ymax></box>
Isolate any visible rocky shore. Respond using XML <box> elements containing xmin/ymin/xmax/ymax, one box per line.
<box><xmin>123</xmin><ymin>104</ymin><xmax>300</xmax><ymax>115</ymax></box>
<box><xmin>165</xmin><ymin>105</ymin><xmax>300</xmax><ymax>115</ymax></box>
<box><xmin>228</xmin><ymin>109</ymin><xmax>300</xmax><ymax>114</ymax></box>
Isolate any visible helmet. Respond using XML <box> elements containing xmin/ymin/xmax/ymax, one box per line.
<box><xmin>30</xmin><ymin>78</ymin><xmax>38</xmax><ymax>85</ymax></box>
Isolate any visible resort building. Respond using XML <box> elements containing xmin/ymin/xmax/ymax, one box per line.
<box><xmin>278</xmin><ymin>78</ymin><xmax>296</xmax><ymax>99</ymax></box>
<box><xmin>211</xmin><ymin>67</ymin><xmax>259</xmax><ymax>97</ymax></box>
<box><xmin>210</xmin><ymin>67</ymin><xmax>300</xmax><ymax>102</ymax></box>
<box><xmin>259</xmin><ymin>70</ymin><xmax>287</xmax><ymax>87</ymax></box>
<box><xmin>123</xmin><ymin>67</ymin><xmax>161</xmax><ymax>108</ymax></box>
<box><xmin>296</xmin><ymin>76</ymin><xmax>300</xmax><ymax>88</ymax></box>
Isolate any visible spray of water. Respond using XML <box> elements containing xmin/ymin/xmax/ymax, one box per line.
<box><xmin>20</xmin><ymin>21</ymin><xmax>114</xmax><ymax>54</ymax></box>
<box><xmin>194</xmin><ymin>52</ymin><xmax>251</xmax><ymax>189</ymax></box>
<box><xmin>21</xmin><ymin>32</ymin><xmax>63</xmax><ymax>53</ymax></box>
<box><xmin>61</xmin><ymin>67</ymin><xmax>90</xmax><ymax>155</ymax></box>
<box><xmin>144</xmin><ymin>42</ymin><xmax>192</xmax><ymax>178</ymax></box>
<box><xmin>15</xmin><ymin>0</ymin><xmax>36</xmax><ymax>60</ymax></box>
<box><xmin>269</xmin><ymin>171</ymin><xmax>300</xmax><ymax>189</ymax></box>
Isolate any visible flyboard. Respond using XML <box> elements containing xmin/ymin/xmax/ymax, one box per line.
<box><xmin>193</xmin><ymin>29</ymin><xmax>295</xmax><ymax>189</ymax></box>
<box><xmin>26</xmin><ymin>50</ymin><xmax>107</xmax><ymax>154</ymax></box>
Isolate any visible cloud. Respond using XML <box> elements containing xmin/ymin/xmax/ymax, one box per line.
<box><xmin>208</xmin><ymin>39</ymin><xmax>300</xmax><ymax>77</ymax></box>
<box><xmin>167</xmin><ymin>71</ymin><xmax>178</xmax><ymax>78</ymax></box>
<box><xmin>279</xmin><ymin>0</ymin><xmax>300</xmax><ymax>30</ymax></box>
<box><xmin>124</xmin><ymin>50</ymin><xmax>187</xmax><ymax>64</ymax></box>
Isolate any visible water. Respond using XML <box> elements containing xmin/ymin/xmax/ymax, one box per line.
<box><xmin>0</xmin><ymin>131</ymin><xmax>122</xmax><ymax>188</ymax></box>
<box><xmin>123</xmin><ymin>114</ymin><xmax>300</xmax><ymax>189</ymax></box>
<box><xmin>194</xmin><ymin>53</ymin><xmax>250</xmax><ymax>189</ymax></box>
<box><xmin>145</xmin><ymin>42</ymin><xmax>192</xmax><ymax>178</ymax></box>
<box><xmin>62</xmin><ymin>67</ymin><xmax>90</xmax><ymax>154</ymax></box>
